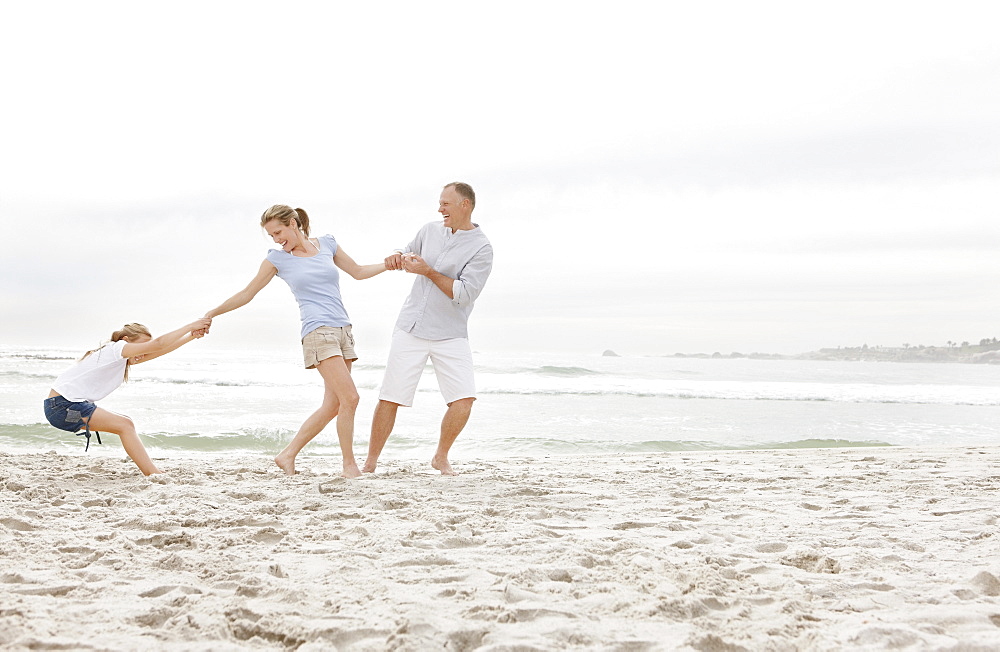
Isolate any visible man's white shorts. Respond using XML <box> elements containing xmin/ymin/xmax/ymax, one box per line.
<box><xmin>379</xmin><ymin>329</ymin><xmax>476</xmax><ymax>407</ymax></box>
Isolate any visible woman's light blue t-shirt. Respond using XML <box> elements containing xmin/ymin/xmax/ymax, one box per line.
<box><xmin>266</xmin><ymin>234</ymin><xmax>350</xmax><ymax>339</ymax></box>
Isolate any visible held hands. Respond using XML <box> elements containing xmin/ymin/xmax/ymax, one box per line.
<box><xmin>385</xmin><ymin>252</ymin><xmax>430</xmax><ymax>275</ymax></box>
<box><xmin>401</xmin><ymin>253</ymin><xmax>431</xmax><ymax>276</ymax></box>
<box><xmin>385</xmin><ymin>253</ymin><xmax>404</xmax><ymax>271</ymax></box>
<box><xmin>190</xmin><ymin>317</ymin><xmax>212</xmax><ymax>339</ymax></box>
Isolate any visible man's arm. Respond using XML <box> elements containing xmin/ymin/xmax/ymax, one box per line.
<box><xmin>402</xmin><ymin>254</ymin><xmax>456</xmax><ymax>298</ymax></box>
<box><xmin>387</xmin><ymin>226</ymin><xmax>425</xmax><ymax>271</ymax></box>
<box><xmin>402</xmin><ymin>243</ymin><xmax>492</xmax><ymax>304</ymax></box>
<box><xmin>450</xmin><ymin>244</ymin><xmax>493</xmax><ymax>306</ymax></box>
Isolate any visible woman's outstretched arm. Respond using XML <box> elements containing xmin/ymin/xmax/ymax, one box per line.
<box><xmin>334</xmin><ymin>248</ymin><xmax>388</xmax><ymax>280</ymax></box>
<box><xmin>204</xmin><ymin>259</ymin><xmax>278</xmax><ymax>319</ymax></box>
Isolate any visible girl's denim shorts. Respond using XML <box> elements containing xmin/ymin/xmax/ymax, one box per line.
<box><xmin>43</xmin><ymin>395</ymin><xmax>102</xmax><ymax>450</ymax></box>
<box><xmin>44</xmin><ymin>395</ymin><xmax>96</xmax><ymax>433</ymax></box>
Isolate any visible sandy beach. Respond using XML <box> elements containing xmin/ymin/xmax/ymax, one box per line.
<box><xmin>2</xmin><ymin>446</ymin><xmax>999</xmax><ymax>650</ymax></box>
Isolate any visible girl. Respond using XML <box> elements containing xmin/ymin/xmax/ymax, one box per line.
<box><xmin>204</xmin><ymin>205</ymin><xmax>387</xmax><ymax>478</ymax></box>
<box><xmin>44</xmin><ymin>318</ymin><xmax>211</xmax><ymax>475</ymax></box>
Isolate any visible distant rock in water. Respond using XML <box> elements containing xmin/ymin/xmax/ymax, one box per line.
<box><xmin>602</xmin><ymin>349</ymin><xmax>620</xmax><ymax>357</ymax></box>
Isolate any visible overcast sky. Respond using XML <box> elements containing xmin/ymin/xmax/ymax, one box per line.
<box><xmin>2</xmin><ymin>1</ymin><xmax>997</xmax><ymax>356</ymax></box>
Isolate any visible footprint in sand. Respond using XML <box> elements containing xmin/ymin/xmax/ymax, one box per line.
<box><xmin>250</xmin><ymin>527</ymin><xmax>286</xmax><ymax>544</ymax></box>
<box><xmin>849</xmin><ymin>626</ymin><xmax>923</xmax><ymax>648</ymax></box>
<box><xmin>689</xmin><ymin>634</ymin><xmax>749</xmax><ymax>652</ymax></box>
<box><xmin>780</xmin><ymin>550</ymin><xmax>841</xmax><ymax>573</ymax></box>
<box><xmin>57</xmin><ymin>545</ymin><xmax>103</xmax><ymax>569</ymax></box>
<box><xmin>970</xmin><ymin>571</ymin><xmax>1000</xmax><ymax>597</ymax></box>
<box><xmin>136</xmin><ymin>532</ymin><xmax>196</xmax><ymax>549</ymax></box>
<box><xmin>139</xmin><ymin>584</ymin><xmax>203</xmax><ymax>598</ymax></box>
<box><xmin>437</xmin><ymin>536</ymin><xmax>481</xmax><ymax>549</ymax></box>
<box><xmin>134</xmin><ymin>605</ymin><xmax>179</xmax><ymax>628</ymax></box>
<box><xmin>0</xmin><ymin>517</ymin><xmax>36</xmax><ymax>531</ymax></box>
<box><xmin>854</xmin><ymin>582</ymin><xmax>896</xmax><ymax>591</ymax></box>
<box><xmin>225</xmin><ymin>490</ymin><xmax>269</xmax><ymax>501</ymax></box>
<box><xmin>394</xmin><ymin>555</ymin><xmax>458</xmax><ymax>567</ymax></box>
<box><xmin>503</xmin><ymin>607</ymin><xmax>577</xmax><ymax>623</ymax></box>
<box><xmin>13</xmin><ymin>584</ymin><xmax>80</xmax><ymax>597</ymax></box>
<box><xmin>446</xmin><ymin>629</ymin><xmax>489</xmax><ymax>651</ymax></box>
<box><xmin>612</xmin><ymin>521</ymin><xmax>656</xmax><ymax>530</ymax></box>
<box><xmin>1</xmin><ymin>573</ymin><xmax>30</xmax><ymax>584</ymax></box>
<box><xmin>376</xmin><ymin>498</ymin><xmax>411</xmax><ymax>510</ymax></box>
<box><xmin>509</xmin><ymin>487</ymin><xmax>551</xmax><ymax>497</ymax></box>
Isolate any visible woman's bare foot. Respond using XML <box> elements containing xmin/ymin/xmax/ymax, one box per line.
<box><xmin>361</xmin><ymin>459</ymin><xmax>377</xmax><ymax>473</ymax></box>
<box><xmin>342</xmin><ymin>461</ymin><xmax>362</xmax><ymax>479</ymax></box>
<box><xmin>431</xmin><ymin>455</ymin><xmax>457</xmax><ymax>476</ymax></box>
<box><xmin>274</xmin><ymin>452</ymin><xmax>297</xmax><ymax>475</ymax></box>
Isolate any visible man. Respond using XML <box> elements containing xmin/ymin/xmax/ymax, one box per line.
<box><xmin>363</xmin><ymin>182</ymin><xmax>493</xmax><ymax>475</ymax></box>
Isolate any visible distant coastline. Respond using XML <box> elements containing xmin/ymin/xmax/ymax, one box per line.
<box><xmin>669</xmin><ymin>338</ymin><xmax>1000</xmax><ymax>364</ymax></box>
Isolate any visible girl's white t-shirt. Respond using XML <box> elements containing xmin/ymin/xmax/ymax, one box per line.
<box><xmin>52</xmin><ymin>341</ymin><xmax>129</xmax><ymax>402</ymax></box>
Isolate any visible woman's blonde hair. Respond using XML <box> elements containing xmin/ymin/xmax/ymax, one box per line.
<box><xmin>260</xmin><ymin>204</ymin><xmax>311</xmax><ymax>237</ymax></box>
<box><xmin>82</xmin><ymin>323</ymin><xmax>151</xmax><ymax>382</ymax></box>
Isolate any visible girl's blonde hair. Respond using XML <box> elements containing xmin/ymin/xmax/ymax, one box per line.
<box><xmin>82</xmin><ymin>323</ymin><xmax>151</xmax><ymax>382</ymax></box>
<box><xmin>260</xmin><ymin>205</ymin><xmax>311</xmax><ymax>237</ymax></box>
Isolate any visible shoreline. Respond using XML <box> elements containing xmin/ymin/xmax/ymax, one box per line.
<box><xmin>667</xmin><ymin>347</ymin><xmax>1000</xmax><ymax>364</ymax></box>
<box><xmin>2</xmin><ymin>446</ymin><xmax>999</xmax><ymax>650</ymax></box>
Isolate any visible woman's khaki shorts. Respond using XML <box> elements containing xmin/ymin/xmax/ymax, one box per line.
<box><xmin>302</xmin><ymin>325</ymin><xmax>357</xmax><ymax>369</ymax></box>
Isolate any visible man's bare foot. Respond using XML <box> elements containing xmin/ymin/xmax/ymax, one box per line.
<box><xmin>361</xmin><ymin>460</ymin><xmax>377</xmax><ymax>473</ymax></box>
<box><xmin>431</xmin><ymin>456</ymin><xmax>457</xmax><ymax>476</ymax></box>
<box><xmin>342</xmin><ymin>462</ymin><xmax>362</xmax><ymax>479</ymax></box>
<box><xmin>274</xmin><ymin>453</ymin><xmax>297</xmax><ymax>476</ymax></box>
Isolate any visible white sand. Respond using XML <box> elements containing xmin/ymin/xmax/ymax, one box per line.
<box><xmin>2</xmin><ymin>446</ymin><xmax>999</xmax><ymax>651</ymax></box>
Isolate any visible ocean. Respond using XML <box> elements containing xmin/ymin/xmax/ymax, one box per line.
<box><xmin>2</xmin><ymin>345</ymin><xmax>999</xmax><ymax>464</ymax></box>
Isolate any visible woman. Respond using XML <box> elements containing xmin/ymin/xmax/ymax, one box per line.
<box><xmin>45</xmin><ymin>319</ymin><xmax>211</xmax><ymax>475</ymax></box>
<box><xmin>205</xmin><ymin>205</ymin><xmax>386</xmax><ymax>477</ymax></box>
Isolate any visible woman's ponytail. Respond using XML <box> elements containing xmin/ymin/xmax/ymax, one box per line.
<box><xmin>260</xmin><ymin>205</ymin><xmax>310</xmax><ymax>237</ymax></box>
<box><xmin>294</xmin><ymin>208</ymin><xmax>310</xmax><ymax>237</ymax></box>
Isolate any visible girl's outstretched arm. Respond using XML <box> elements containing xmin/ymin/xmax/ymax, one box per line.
<box><xmin>130</xmin><ymin>331</ymin><xmax>205</xmax><ymax>365</ymax></box>
<box><xmin>334</xmin><ymin>248</ymin><xmax>388</xmax><ymax>280</ymax></box>
<box><xmin>204</xmin><ymin>259</ymin><xmax>277</xmax><ymax>319</ymax></box>
<box><xmin>122</xmin><ymin>318</ymin><xmax>211</xmax><ymax>360</ymax></box>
